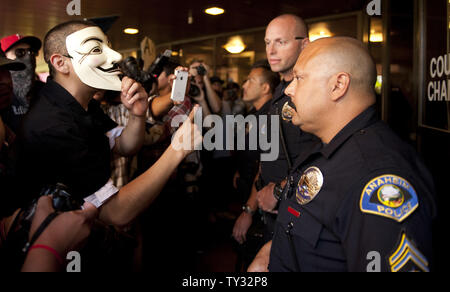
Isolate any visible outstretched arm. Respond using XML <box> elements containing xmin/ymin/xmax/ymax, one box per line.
<box><xmin>99</xmin><ymin>106</ymin><xmax>203</xmax><ymax>227</ymax></box>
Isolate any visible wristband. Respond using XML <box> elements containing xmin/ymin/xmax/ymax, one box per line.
<box><xmin>29</xmin><ymin>244</ymin><xmax>64</xmax><ymax>266</ymax></box>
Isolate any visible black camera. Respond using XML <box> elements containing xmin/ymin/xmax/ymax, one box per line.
<box><xmin>0</xmin><ymin>183</ymin><xmax>82</xmax><ymax>270</ymax></box>
<box><xmin>148</xmin><ymin>49</ymin><xmax>172</xmax><ymax>78</ymax></box>
<box><xmin>39</xmin><ymin>183</ymin><xmax>83</xmax><ymax>212</ymax></box>
<box><xmin>195</xmin><ymin>65</ymin><xmax>207</xmax><ymax>76</ymax></box>
<box><xmin>188</xmin><ymin>83</ymin><xmax>201</xmax><ymax>98</ymax></box>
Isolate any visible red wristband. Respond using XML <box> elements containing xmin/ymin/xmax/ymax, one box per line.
<box><xmin>28</xmin><ymin>245</ymin><xmax>64</xmax><ymax>266</ymax></box>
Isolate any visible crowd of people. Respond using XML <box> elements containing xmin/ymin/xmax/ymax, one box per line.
<box><xmin>0</xmin><ymin>13</ymin><xmax>436</xmax><ymax>273</ymax></box>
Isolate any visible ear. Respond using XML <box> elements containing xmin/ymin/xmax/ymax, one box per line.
<box><xmin>49</xmin><ymin>54</ymin><xmax>71</xmax><ymax>75</ymax></box>
<box><xmin>261</xmin><ymin>82</ymin><xmax>271</xmax><ymax>95</ymax></box>
<box><xmin>330</xmin><ymin>72</ymin><xmax>350</xmax><ymax>102</ymax></box>
<box><xmin>301</xmin><ymin>38</ymin><xmax>310</xmax><ymax>51</ymax></box>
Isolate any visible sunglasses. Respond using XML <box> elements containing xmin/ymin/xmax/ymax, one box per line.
<box><xmin>14</xmin><ymin>48</ymin><xmax>37</xmax><ymax>59</ymax></box>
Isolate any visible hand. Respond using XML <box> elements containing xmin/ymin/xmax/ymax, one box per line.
<box><xmin>29</xmin><ymin>196</ymin><xmax>99</xmax><ymax>256</ymax></box>
<box><xmin>121</xmin><ymin>77</ymin><xmax>149</xmax><ymax>117</ymax></box>
<box><xmin>201</xmin><ymin>63</ymin><xmax>211</xmax><ymax>79</ymax></box>
<box><xmin>232</xmin><ymin>212</ymin><xmax>253</xmax><ymax>244</ymax></box>
<box><xmin>256</xmin><ymin>183</ymin><xmax>278</xmax><ymax>214</ymax></box>
<box><xmin>170</xmin><ymin>105</ymin><xmax>203</xmax><ymax>157</ymax></box>
<box><xmin>190</xmin><ymin>84</ymin><xmax>206</xmax><ymax>104</ymax></box>
<box><xmin>169</xmin><ymin>66</ymin><xmax>190</xmax><ymax>105</ymax></box>
<box><xmin>248</xmin><ymin>241</ymin><xmax>272</xmax><ymax>272</ymax></box>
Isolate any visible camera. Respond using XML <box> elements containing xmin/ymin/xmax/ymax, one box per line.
<box><xmin>0</xmin><ymin>183</ymin><xmax>82</xmax><ymax>270</ymax></box>
<box><xmin>148</xmin><ymin>49</ymin><xmax>172</xmax><ymax>78</ymax></box>
<box><xmin>39</xmin><ymin>183</ymin><xmax>83</xmax><ymax>212</ymax></box>
<box><xmin>188</xmin><ymin>82</ymin><xmax>201</xmax><ymax>98</ymax></box>
<box><xmin>195</xmin><ymin>65</ymin><xmax>206</xmax><ymax>76</ymax></box>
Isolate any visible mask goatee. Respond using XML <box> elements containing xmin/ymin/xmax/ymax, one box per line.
<box><xmin>10</xmin><ymin>54</ymin><xmax>35</xmax><ymax>106</ymax></box>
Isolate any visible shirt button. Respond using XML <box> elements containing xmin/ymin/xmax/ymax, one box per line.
<box><xmin>359</xmin><ymin>130</ymin><xmax>366</xmax><ymax>135</ymax></box>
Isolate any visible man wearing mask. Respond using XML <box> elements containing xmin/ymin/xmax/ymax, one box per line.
<box><xmin>0</xmin><ymin>34</ymin><xmax>44</xmax><ymax>132</ymax></box>
<box><xmin>15</xmin><ymin>20</ymin><xmax>202</xmax><ymax>229</ymax></box>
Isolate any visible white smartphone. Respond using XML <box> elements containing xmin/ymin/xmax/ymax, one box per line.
<box><xmin>171</xmin><ymin>70</ymin><xmax>188</xmax><ymax>102</ymax></box>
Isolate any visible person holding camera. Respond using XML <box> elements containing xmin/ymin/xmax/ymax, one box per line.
<box><xmin>189</xmin><ymin>60</ymin><xmax>222</xmax><ymax>116</ymax></box>
<box><xmin>14</xmin><ymin>20</ymin><xmax>202</xmax><ymax>234</ymax></box>
<box><xmin>0</xmin><ymin>52</ymin><xmax>97</xmax><ymax>272</ymax></box>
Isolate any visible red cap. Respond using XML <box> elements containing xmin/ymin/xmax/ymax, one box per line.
<box><xmin>0</xmin><ymin>34</ymin><xmax>42</xmax><ymax>54</ymax></box>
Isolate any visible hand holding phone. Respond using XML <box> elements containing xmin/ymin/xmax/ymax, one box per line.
<box><xmin>171</xmin><ymin>69</ymin><xmax>188</xmax><ymax>103</ymax></box>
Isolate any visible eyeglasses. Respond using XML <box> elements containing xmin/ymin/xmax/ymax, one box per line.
<box><xmin>14</xmin><ymin>48</ymin><xmax>37</xmax><ymax>59</ymax></box>
<box><xmin>265</xmin><ymin>37</ymin><xmax>306</xmax><ymax>48</ymax></box>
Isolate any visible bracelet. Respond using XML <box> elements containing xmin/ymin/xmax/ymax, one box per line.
<box><xmin>28</xmin><ymin>245</ymin><xmax>64</xmax><ymax>266</ymax></box>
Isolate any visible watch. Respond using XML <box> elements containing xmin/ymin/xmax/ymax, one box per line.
<box><xmin>242</xmin><ymin>205</ymin><xmax>255</xmax><ymax>215</ymax></box>
<box><xmin>273</xmin><ymin>182</ymin><xmax>283</xmax><ymax>201</ymax></box>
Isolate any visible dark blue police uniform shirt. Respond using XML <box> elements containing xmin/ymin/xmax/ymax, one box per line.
<box><xmin>14</xmin><ymin>79</ymin><xmax>117</xmax><ymax>205</ymax></box>
<box><xmin>260</xmin><ymin>80</ymin><xmax>319</xmax><ymax>185</ymax></box>
<box><xmin>269</xmin><ymin>105</ymin><xmax>436</xmax><ymax>272</ymax></box>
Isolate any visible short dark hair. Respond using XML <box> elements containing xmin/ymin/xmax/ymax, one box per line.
<box><xmin>252</xmin><ymin>60</ymin><xmax>280</xmax><ymax>94</ymax></box>
<box><xmin>44</xmin><ymin>20</ymin><xmax>97</xmax><ymax>76</ymax></box>
<box><xmin>162</xmin><ymin>59</ymin><xmax>181</xmax><ymax>76</ymax></box>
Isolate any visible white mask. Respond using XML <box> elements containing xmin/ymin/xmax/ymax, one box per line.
<box><xmin>66</xmin><ymin>27</ymin><xmax>122</xmax><ymax>91</ymax></box>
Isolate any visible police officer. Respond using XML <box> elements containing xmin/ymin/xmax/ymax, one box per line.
<box><xmin>254</xmin><ymin>14</ymin><xmax>319</xmax><ymax>243</ymax></box>
<box><xmin>248</xmin><ymin>37</ymin><xmax>436</xmax><ymax>272</ymax></box>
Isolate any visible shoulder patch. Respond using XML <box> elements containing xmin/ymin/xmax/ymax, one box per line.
<box><xmin>360</xmin><ymin>174</ymin><xmax>418</xmax><ymax>222</ymax></box>
<box><xmin>389</xmin><ymin>233</ymin><xmax>429</xmax><ymax>272</ymax></box>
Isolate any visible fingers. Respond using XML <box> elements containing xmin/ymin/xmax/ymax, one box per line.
<box><xmin>232</xmin><ymin>227</ymin><xmax>244</xmax><ymax>245</ymax></box>
<box><xmin>168</xmin><ymin>74</ymin><xmax>176</xmax><ymax>88</ymax></box>
<box><xmin>126</xmin><ymin>82</ymin><xmax>141</xmax><ymax>99</ymax></box>
<box><xmin>30</xmin><ymin>196</ymin><xmax>56</xmax><ymax>238</ymax></box>
<box><xmin>121</xmin><ymin>76</ymin><xmax>135</xmax><ymax>95</ymax></box>
<box><xmin>175</xmin><ymin>66</ymin><xmax>189</xmax><ymax>73</ymax></box>
<box><xmin>188</xmin><ymin>105</ymin><xmax>199</xmax><ymax>123</ymax></box>
<box><xmin>36</xmin><ymin>196</ymin><xmax>54</xmax><ymax>214</ymax></box>
<box><xmin>122</xmin><ymin>77</ymin><xmax>147</xmax><ymax>103</ymax></box>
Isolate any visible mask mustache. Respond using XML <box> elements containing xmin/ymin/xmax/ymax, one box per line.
<box><xmin>97</xmin><ymin>63</ymin><xmax>121</xmax><ymax>73</ymax></box>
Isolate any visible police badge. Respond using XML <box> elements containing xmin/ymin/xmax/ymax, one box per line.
<box><xmin>296</xmin><ymin>167</ymin><xmax>324</xmax><ymax>205</ymax></box>
<box><xmin>281</xmin><ymin>101</ymin><xmax>295</xmax><ymax>122</ymax></box>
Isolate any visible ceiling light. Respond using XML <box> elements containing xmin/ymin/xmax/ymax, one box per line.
<box><xmin>124</xmin><ymin>28</ymin><xmax>139</xmax><ymax>35</ymax></box>
<box><xmin>224</xmin><ymin>36</ymin><xmax>246</xmax><ymax>54</ymax></box>
<box><xmin>205</xmin><ymin>7</ymin><xmax>225</xmax><ymax>15</ymax></box>
<box><xmin>308</xmin><ymin>23</ymin><xmax>332</xmax><ymax>42</ymax></box>
<box><xmin>309</xmin><ymin>30</ymin><xmax>332</xmax><ymax>42</ymax></box>
<box><xmin>369</xmin><ymin>33</ymin><xmax>383</xmax><ymax>43</ymax></box>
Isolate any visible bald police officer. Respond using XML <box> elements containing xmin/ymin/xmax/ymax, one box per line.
<box><xmin>248</xmin><ymin>37</ymin><xmax>436</xmax><ymax>272</ymax></box>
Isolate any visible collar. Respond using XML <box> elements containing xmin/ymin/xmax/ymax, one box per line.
<box><xmin>256</xmin><ymin>99</ymin><xmax>272</xmax><ymax>114</ymax></box>
<box><xmin>320</xmin><ymin>105</ymin><xmax>379</xmax><ymax>159</ymax></box>
<box><xmin>41</xmin><ymin>79</ymin><xmax>93</xmax><ymax>117</ymax></box>
<box><xmin>272</xmin><ymin>79</ymin><xmax>292</xmax><ymax>104</ymax></box>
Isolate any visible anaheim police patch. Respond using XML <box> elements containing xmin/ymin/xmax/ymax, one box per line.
<box><xmin>360</xmin><ymin>174</ymin><xmax>418</xmax><ymax>222</ymax></box>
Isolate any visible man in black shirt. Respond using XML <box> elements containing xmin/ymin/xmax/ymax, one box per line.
<box><xmin>232</xmin><ymin>62</ymin><xmax>280</xmax><ymax>245</ymax></box>
<box><xmin>255</xmin><ymin>15</ymin><xmax>319</xmax><ymax>242</ymax></box>
<box><xmin>15</xmin><ymin>20</ymin><xmax>201</xmax><ymax>228</ymax></box>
